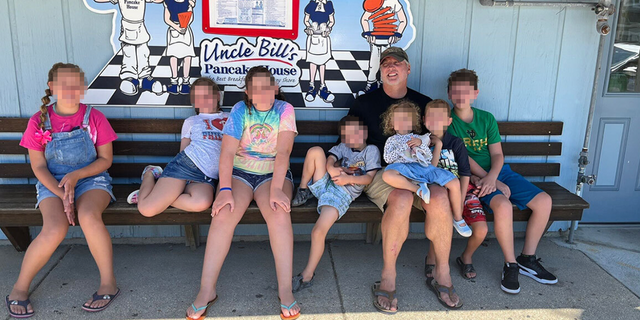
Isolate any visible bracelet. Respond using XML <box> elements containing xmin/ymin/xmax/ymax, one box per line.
<box><xmin>220</xmin><ymin>187</ymin><xmax>232</xmax><ymax>192</ymax></box>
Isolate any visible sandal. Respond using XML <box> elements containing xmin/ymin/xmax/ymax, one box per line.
<box><xmin>371</xmin><ymin>281</ymin><xmax>398</xmax><ymax>314</ymax></box>
<box><xmin>427</xmin><ymin>278</ymin><xmax>463</xmax><ymax>309</ymax></box>
<box><xmin>456</xmin><ymin>257</ymin><xmax>477</xmax><ymax>280</ymax></box>
<box><xmin>81</xmin><ymin>288</ymin><xmax>120</xmax><ymax>312</ymax></box>
<box><xmin>292</xmin><ymin>273</ymin><xmax>315</xmax><ymax>293</ymax></box>
<box><xmin>416</xmin><ymin>183</ymin><xmax>431</xmax><ymax>204</ymax></box>
<box><xmin>453</xmin><ymin>219</ymin><xmax>472</xmax><ymax>237</ymax></box>
<box><xmin>5</xmin><ymin>295</ymin><xmax>34</xmax><ymax>319</ymax></box>
<box><xmin>279</xmin><ymin>299</ymin><xmax>300</xmax><ymax>320</ymax></box>
<box><xmin>424</xmin><ymin>256</ymin><xmax>435</xmax><ymax>280</ymax></box>
<box><xmin>186</xmin><ymin>296</ymin><xmax>218</xmax><ymax>320</ymax></box>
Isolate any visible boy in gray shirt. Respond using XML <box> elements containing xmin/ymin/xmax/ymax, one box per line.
<box><xmin>290</xmin><ymin>115</ymin><xmax>380</xmax><ymax>292</ymax></box>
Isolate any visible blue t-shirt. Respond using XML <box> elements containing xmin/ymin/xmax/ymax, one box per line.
<box><xmin>165</xmin><ymin>0</ymin><xmax>189</xmax><ymax>23</ymax></box>
<box><xmin>304</xmin><ymin>1</ymin><xmax>334</xmax><ymax>24</ymax></box>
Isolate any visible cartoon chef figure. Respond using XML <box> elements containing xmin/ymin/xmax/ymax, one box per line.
<box><xmin>303</xmin><ymin>0</ymin><xmax>335</xmax><ymax>103</ymax></box>
<box><xmin>359</xmin><ymin>0</ymin><xmax>407</xmax><ymax>96</ymax></box>
<box><xmin>95</xmin><ymin>0</ymin><xmax>163</xmax><ymax>96</ymax></box>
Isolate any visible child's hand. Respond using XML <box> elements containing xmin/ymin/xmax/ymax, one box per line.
<box><xmin>59</xmin><ymin>171</ymin><xmax>80</xmax><ymax>204</ymax></box>
<box><xmin>342</xmin><ymin>167</ymin><xmax>356</xmax><ymax>175</ymax></box>
<box><xmin>476</xmin><ymin>175</ymin><xmax>497</xmax><ymax>198</ymax></box>
<box><xmin>63</xmin><ymin>197</ymin><xmax>75</xmax><ymax>226</ymax></box>
<box><xmin>496</xmin><ymin>180</ymin><xmax>511</xmax><ymax>198</ymax></box>
<box><xmin>328</xmin><ymin>166</ymin><xmax>343</xmax><ymax>178</ymax></box>
<box><xmin>212</xmin><ymin>190</ymin><xmax>234</xmax><ymax>216</ymax></box>
<box><xmin>407</xmin><ymin>137</ymin><xmax>422</xmax><ymax>148</ymax></box>
<box><xmin>270</xmin><ymin>188</ymin><xmax>291</xmax><ymax>213</ymax></box>
<box><xmin>331</xmin><ymin>173</ymin><xmax>351</xmax><ymax>186</ymax></box>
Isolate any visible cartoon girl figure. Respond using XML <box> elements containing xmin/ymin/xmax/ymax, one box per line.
<box><xmin>163</xmin><ymin>0</ymin><xmax>196</xmax><ymax>95</ymax></box>
<box><xmin>359</xmin><ymin>0</ymin><xmax>407</xmax><ymax>96</ymax></box>
<box><xmin>303</xmin><ymin>0</ymin><xmax>336</xmax><ymax>103</ymax></box>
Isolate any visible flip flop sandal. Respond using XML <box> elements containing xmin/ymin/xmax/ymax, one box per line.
<box><xmin>5</xmin><ymin>296</ymin><xmax>34</xmax><ymax>319</ymax></box>
<box><xmin>427</xmin><ymin>278</ymin><xmax>463</xmax><ymax>310</ymax></box>
<box><xmin>292</xmin><ymin>273</ymin><xmax>315</xmax><ymax>293</ymax></box>
<box><xmin>456</xmin><ymin>257</ymin><xmax>477</xmax><ymax>280</ymax></box>
<box><xmin>186</xmin><ymin>296</ymin><xmax>218</xmax><ymax>320</ymax></box>
<box><xmin>371</xmin><ymin>281</ymin><xmax>398</xmax><ymax>314</ymax></box>
<box><xmin>279</xmin><ymin>299</ymin><xmax>300</xmax><ymax>320</ymax></box>
<box><xmin>81</xmin><ymin>288</ymin><xmax>120</xmax><ymax>312</ymax></box>
<box><xmin>424</xmin><ymin>256</ymin><xmax>435</xmax><ymax>280</ymax></box>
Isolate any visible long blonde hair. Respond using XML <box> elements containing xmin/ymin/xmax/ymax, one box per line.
<box><xmin>380</xmin><ymin>100</ymin><xmax>423</xmax><ymax>136</ymax></box>
<box><xmin>39</xmin><ymin>63</ymin><xmax>85</xmax><ymax>129</ymax></box>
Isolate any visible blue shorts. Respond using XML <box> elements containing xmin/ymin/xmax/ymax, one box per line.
<box><xmin>232</xmin><ymin>168</ymin><xmax>293</xmax><ymax>192</ymax></box>
<box><xmin>160</xmin><ymin>151</ymin><xmax>216</xmax><ymax>187</ymax></box>
<box><xmin>480</xmin><ymin>164</ymin><xmax>544</xmax><ymax>212</ymax></box>
<box><xmin>308</xmin><ymin>173</ymin><xmax>353</xmax><ymax>220</ymax></box>
<box><xmin>385</xmin><ymin>162</ymin><xmax>457</xmax><ymax>187</ymax></box>
<box><xmin>35</xmin><ymin>172</ymin><xmax>115</xmax><ymax>208</ymax></box>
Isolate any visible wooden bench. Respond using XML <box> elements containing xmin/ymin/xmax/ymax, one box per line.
<box><xmin>0</xmin><ymin>117</ymin><xmax>589</xmax><ymax>251</ymax></box>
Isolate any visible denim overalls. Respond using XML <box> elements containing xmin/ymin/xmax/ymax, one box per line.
<box><xmin>35</xmin><ymin>105</ymin><xmax>115</xmax><ymax>207</ymax></box>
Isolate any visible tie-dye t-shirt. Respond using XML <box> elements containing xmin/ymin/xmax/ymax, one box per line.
<box><xmin>223</xmin><ymin>99</ymin><xmax>297</xmax><ymax>174</ymax></box>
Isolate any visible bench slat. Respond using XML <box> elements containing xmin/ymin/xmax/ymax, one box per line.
<box><xmin>0</xmin><ymin>140</ymin><xmax>564</xmax><ymax>157</ymax></box>
<box><xmin>0</xmin><ymin>162</ymin><xmax>561</xmax><ymax>178</ymax></box>
<box><xmin>0</xmin><ymin>182</ymin><xmax>587</xmax><ymax>226</ymax></box>
<box><xmin>0</xmin><ymin>118</ymin><xmax>563</xmax><ymax>136</ymax></box>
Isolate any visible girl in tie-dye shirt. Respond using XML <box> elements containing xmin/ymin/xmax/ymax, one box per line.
<box><xmin>187</xmin><ymin>67</ymin><xmax>300</xmax><ymax>320</ymax></box>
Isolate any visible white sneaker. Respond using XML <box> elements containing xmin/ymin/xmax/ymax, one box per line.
<box><xmin>141</xmin><ymin>165</ymin><xmax>163</xmax><ymax>181</ymax></box>
<box><xmin>127</xmin><ymin>190</ymin><xmax>139</xmax><ymax>204</ymax></box>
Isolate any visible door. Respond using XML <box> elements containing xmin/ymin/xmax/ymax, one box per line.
<box><xmin>582</xmin><ymin>0</ymin><xmax>640</xmax><ymax>223</ymax></box>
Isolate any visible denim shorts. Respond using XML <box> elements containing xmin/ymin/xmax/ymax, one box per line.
<box><xmin>232</xmin><ymin>168</ymin><xmax>293</xmax><ymax>192</ymax></box>
<box><xmin>35</xmin><ymin>172</ymin><xmax>115</xmax><ymax>208</ymax></box>
<box><xmin>480</xmin><ymin>164</ymin><xmax>544</xmax><ymax>212</ymax></box>
<box><xmin>385</xmin><ymin>162</ymin><xmax>457</xmax><ymax>187</ymax></box>
<box><xmin>308</xmin><ymin>173</ymin><xmax>353</xmax><ymax>220</ymax></box>
<box><xmin>160</xmin><ymin>151</ymin><xmax>216</xmax><ymax>187</ymax></box>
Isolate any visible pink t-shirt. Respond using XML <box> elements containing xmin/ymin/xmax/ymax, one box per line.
<box><xmin>20</xmin><ymin>104</ymin><xmax>118</xmax><ymax>152</ymax></box>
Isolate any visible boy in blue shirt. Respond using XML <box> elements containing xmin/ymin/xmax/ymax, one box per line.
<box><xmin>447</xmin><ymin>69</ymin><xmax>557</xmax><ymax>294</ymax></box>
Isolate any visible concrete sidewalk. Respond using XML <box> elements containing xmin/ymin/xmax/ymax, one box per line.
<box><xmin>1</xmin><ymin>236</ymin><xmax>639</xmax><ymax>320</ymax></box>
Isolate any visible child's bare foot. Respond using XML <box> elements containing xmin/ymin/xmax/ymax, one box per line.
<box><xmin>279</xmin><ymin>292</ymin><xmax>300</xmax><ymax>318</ymax></box>
<box><xmin>7</xmin><ymin>289</ymin><xmax>33</xmax><ymax>316</ymax></box>
<box><xmin>186</xmin><ymin>290</ymin><xmax>218</xmax><ymax>319</ymax></box>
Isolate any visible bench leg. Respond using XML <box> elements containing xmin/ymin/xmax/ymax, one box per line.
<box><xmin>543</xmin><ymin>221</ymin><xmax>554</xmax><ymax>235</ymax></box>
<box><xmin>184</xmin><ymin>225</ymin><xmax>200</xmax><ymax>250</ymax></box>
<box><xmin>365</xmin><ymin>223</ymin><xmax>382</xmax><ymax>245</ymax></box>
<box><xmin>1</xmin><ymin>227</ymin><xmax>32</xmax><ymax>252</ymax></box>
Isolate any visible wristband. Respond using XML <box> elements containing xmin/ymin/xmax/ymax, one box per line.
<box><xmin>220</xmin><ymin>187</ymin><xmax>232</xmax><ymax>192</ymax></box>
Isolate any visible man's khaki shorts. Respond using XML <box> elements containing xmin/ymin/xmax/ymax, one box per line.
<box><xmin>364</xmin><ymin>169</ymin><xmax>425</xmax><ymax>213</ymax></box>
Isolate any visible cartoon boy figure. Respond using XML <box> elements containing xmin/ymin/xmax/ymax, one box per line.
<box><xmin>359</xmin><ymin>0</ymin><xmax>407</xmax><ymax>96</ymax></box>
<box><xmin>303</xmin><ymin>0</ymin><xmax>336</xmax><ymax>103</ymax></box>
<box><xmin>95</xmin><ymin>0</ymin><xmax>163</xmax><ymax>96</ymax></box>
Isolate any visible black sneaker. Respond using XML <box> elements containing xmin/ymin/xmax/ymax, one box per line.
<box><xmin>292</xmin><ymin>187</ymin><xmax>314</xmax><ymax>207</ymax></box>
<box><xmin>516</xmin><ymin>254</ymin><xmax>558</xmax><ymax>285</ymax></box>
<box><xmin>501</xmin><ymin>262</ymin><xmax>521</xmax><ymax>294</ymax></box>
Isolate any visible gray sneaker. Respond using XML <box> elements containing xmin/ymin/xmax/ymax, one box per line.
<box><xmin>292</xmin><ymin>187</ymin><xmax>314</xmax><ymax>207</ymax></box>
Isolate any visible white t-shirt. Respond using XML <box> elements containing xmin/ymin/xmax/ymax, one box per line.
<box><xmin>181</xmin><ymin>112</ymin><xmax>228</xmax><ymax>179</ymax></box>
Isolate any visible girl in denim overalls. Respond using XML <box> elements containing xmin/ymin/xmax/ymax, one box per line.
<box><xmin>7</xmin><ymin>63</ymin><xmax>119</xmax><ymax>318</ymax></box>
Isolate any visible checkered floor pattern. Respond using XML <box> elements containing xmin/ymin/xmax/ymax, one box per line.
<box><xmin>84</xmin><ymin>46</ymin><xmax>375</xmax><ymax>108</ymax></box>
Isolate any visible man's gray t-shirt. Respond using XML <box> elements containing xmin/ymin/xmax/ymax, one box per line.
<box><xmin>328</xmin><ymin>143</ymin><xmax>381</xmax><ymax>199</ymax></box>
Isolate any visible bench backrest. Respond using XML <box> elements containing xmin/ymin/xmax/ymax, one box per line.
<box><xmin>0</xmin><ymin>118</ymin><xmax>563</xmax><ymax>180</ymax></box>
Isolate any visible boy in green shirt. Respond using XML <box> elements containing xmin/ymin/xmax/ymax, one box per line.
<box><xmin>447</xmin><ymin>69</ymin><xmax>557</xmax><ymax>295</ymax></box>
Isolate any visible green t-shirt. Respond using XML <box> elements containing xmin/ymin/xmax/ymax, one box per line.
<box><xmin>448</xmin><ymin>107</ymin><xmax>501</xmax><ymax>172</ymax></box>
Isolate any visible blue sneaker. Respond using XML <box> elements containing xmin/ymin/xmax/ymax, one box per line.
<box><xmin>167</xmin><ymin>83</ymin><xmax>180</xmax><ymax>95</ymax></box>
<box><xmin>119</xmin><ymin>78</ymin><xmax>139</xmax><ymax>96</ymax></box>
<box><xmin>180</xmin><ymin>83</ymin><xmax>190</xmax><ymax>95</ymax></box>
<box><xmin>305</xmin><ymin>85</ymin><xmax>316</xmax><ymax>102</ymax></box>
<box><xmin>141</xmin><ymin>77</ymin><xmax>163</xmax><ymax>95</ymax></box>
<box><xmin>317</xmin><ymin>85</ymin><xmax>335</xmax><ymax>103</ymax></box>
<box><xmin>357</xmin><ymin>81</ymin><xmax>380</xmax><ymax>96</ymax></box>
